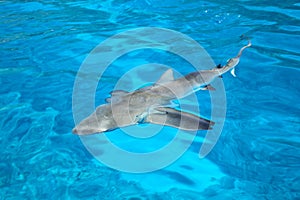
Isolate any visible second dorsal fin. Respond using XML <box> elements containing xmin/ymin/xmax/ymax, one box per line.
<box><xmin>216</xmin><ymin>64</ymin><xmax>222</xmax><ymax>68</ymax></box>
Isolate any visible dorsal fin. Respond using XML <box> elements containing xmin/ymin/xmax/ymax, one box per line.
<box><xmin>110</xmin><ymin>90</ymin><xmax>129</xmax><ymax>97</ymax></box>
<box><xmin>106</xmin><ymin>90</ymin><xmax>129</xmax><ymax>104</ymax></box>
<box><xmin>156</xmin><ymin>69</ymin><xmax>174</xmax><ymax>85</ymax></box>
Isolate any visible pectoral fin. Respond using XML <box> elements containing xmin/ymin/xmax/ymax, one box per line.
<box><xmin>200</xmin><ymin>84</ymin><xmax>216</xmax><ymax>91</ymax></box>
<box><xmin>230</xmin><ymin>68</ymin><xmax>237</xmax><ymax>77</ymax></box>
<box><xmin>145</xmin><ymin>107</ymin><xmax>214</xmax><ymax>131</ymax></box>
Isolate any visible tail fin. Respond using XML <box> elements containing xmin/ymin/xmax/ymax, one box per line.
<box><xmin>236</xmin><ymin>39</ymin><xmax>252</xmax><ymax>58</ymax></box>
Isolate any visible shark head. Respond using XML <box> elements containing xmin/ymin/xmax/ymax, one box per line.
<box><xmin>72</xmin><ymin>105</ymin><xmax>117</xmax><ymax>135</ymax></box>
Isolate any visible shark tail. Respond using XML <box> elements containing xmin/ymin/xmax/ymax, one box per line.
<box><xmin>236</xmin><ymin>39</ymin><xmax>252</xmax><ymax>58</ymax></box>
<box><xmin>215</xmin><ymin>39</ymin><xmax>252</xmax><ymax>78</ymax></box>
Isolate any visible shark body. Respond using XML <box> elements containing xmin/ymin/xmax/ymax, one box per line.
<box><xmin>73</xmin><ymin>41</ymin><xmax>251</xmax><ymax>135</ymax></box>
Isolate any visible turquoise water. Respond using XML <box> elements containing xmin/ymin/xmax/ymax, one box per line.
<box><xmin>1</xmin><ymin>0</ymin><xmax>300</xmax><ymax>199</ymax></box>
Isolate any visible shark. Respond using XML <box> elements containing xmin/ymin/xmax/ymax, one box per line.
<box><xmin>72</xmin><ymin>40</ymin><xmax>251</xmax><ymax>135</ymax></box>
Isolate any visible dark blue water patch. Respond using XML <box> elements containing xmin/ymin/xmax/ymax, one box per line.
<box><xmin>13</xmin><ymin>148</ymin><xmax>106</xmax><ymax>199</ymax></box>
<box><xmin>53</xmin><ymin>111</ymin><xmax>74</xmax><ymax>134</ymax></box>
<box><xmin>1</xmin><ymin>1</ymin><xmax>59</xmax><ymax>12</ymax></box>
<box><xmin>0</xmin><ymin>163</ymin><xmax>12</xmax><ymax>187</ymax></box>
<box><xmin>21</xmin><ymin>74</ymin><xmax>74</xmax><ymax>113</ymax></box>
<box><xmin>161</xmin><ymin>188</ymin><xmax>204</xmax><ymax>199</ymax></box>
<box><xmin>49</xmin><ymin>134</ymin><xmax>93</xmax><ymax>161</ymax></box>
<box><xmin>206</xmin><ymin>127</ymin><xmax>300</xmax><ymax>198</ymax></box>
<box><xmin>127</xmin><ymin>197</ymin><xmax>142</xmax><ymax>200</ymax></box>
<box><xmin>180</xmin><ymin>165</ymin><xmax>194</xmax><ymax>170</ymax></box>
<box><xmin>188</xmin><ymin>140</ymin><xmax>204</xmax><ymax>155</ymax></box>
<box><xmin>1</xmin><ymin>110</ymin><xmax>19</xmax><ymax>132</ymax></box>
<box><xmin>201</xmin><ymin>184</ymin><xmax>220</xmax><ymax>198</ymax></box>
<box><xmin>31</xmin><ymin>97</ymin><xmax>58</xmax><ymax>112</ymax></box>
<box><xmin>9</xmin><ymin>117</ymin><xmax>32</xmax><ymax>140</ymax></box>
<box><xmin>69</xmin><ymin>181</ymin><xmax>106</xmax><ymax>199</ymax></box>
<box><xmin>100</xmin><ymin>48</ymin><xmax>198</xmax><ymax>81</ymax></box>
<box><xmin>160</xmin><ymin>170</ymin><xmax>195</xmax><ymax>186</ymax></box>
<box><xmin>219</xmin><ymin>176</ymin><xmax>235</xmax><ymax>190</ymax></box>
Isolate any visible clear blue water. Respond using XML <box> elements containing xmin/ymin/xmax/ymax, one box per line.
<box><xmin>1</xmin><ymin>0</ymin><xmax>300</xmax><ymax>199</ymax></box>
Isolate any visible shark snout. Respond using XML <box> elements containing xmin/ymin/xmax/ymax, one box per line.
<box><xmin>72</xmin><ymin>127</ymin><xmax>86</xmax><ymax>135</ymax></box>
<box><xmin>72</xmin><ymin>126</ymin><xmax>103</xmax><ymax>135</ymax></box>
<box><xmin>72</xmin><ymin>110</ymin><xmax>108</xmax><ymax>135</ymax></box>
<box><xmin>72</xmin><ymin>120</ymin><xmax>102</xmax><ymax>135</ymax></box>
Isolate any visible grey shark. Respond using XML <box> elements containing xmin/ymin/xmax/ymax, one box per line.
<box><xmin>73</xmin><ymin>41</ymin><xmax>251</xmax><ymax>135</ymax></box>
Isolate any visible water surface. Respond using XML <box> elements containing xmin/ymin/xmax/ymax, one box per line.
<box><xmin>1</xmin><ymin>0</ymin><xmax>299</xmax><ymax>199</ymax></box>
